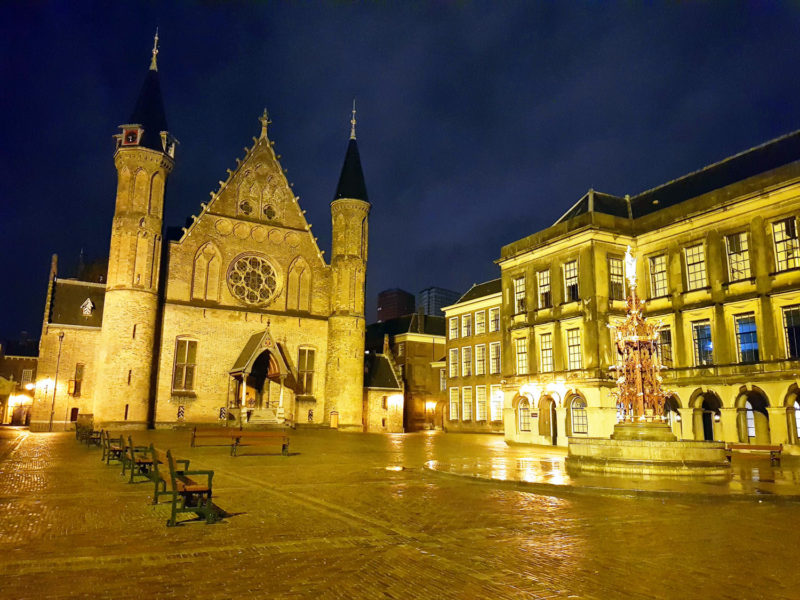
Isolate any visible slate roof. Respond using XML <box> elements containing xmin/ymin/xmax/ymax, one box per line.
<box><xmin>49</xmin><ymin>280</ymin><xmax>106</xmax><ymax>328</ymax></box>
<box><xmin>334</xmin><ymin>139</ymin><xmax>368</xmax><ymax>202</ymax></box>
<box><xmin>363</xmin><ymin>353</ymin><xmax>401</xmax><ymax>390</ymax></box>
<box><xmin>457</xmin><ymin>278</ymin><xmax>501</xmax><ymax>304</ymax></box>
<box><xmin>555</xmin><ymin>129</ymin><xmax>800</xmax><ymax>225</ymax></box>
<box><xmin>365</xmin><ymin>314</ymin><xmax>446</xmax><ymax>353</ymax></box>
<box><xmin>128</xmin><ymin>67</ymin><xmax>169</xmax><ymax>151</ymax></box>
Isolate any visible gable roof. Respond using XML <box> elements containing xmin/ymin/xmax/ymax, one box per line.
<box><xmin>457</xmin><ymin>278</ymin><xmax>501</xmax><ymax>304</ymax></box>
<box><xmin>48</xmin><ymin>279</ymin><xmax>105</xmax><ymax>328</ymax></box>
<box><xmin>364</xmin><ymin>353</ymin><xmax>401</xmax><ymax>390</ymax></box>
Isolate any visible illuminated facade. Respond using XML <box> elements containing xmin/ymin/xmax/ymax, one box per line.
<box><xmin>500</xmin><ymin>131</ymin><xmax>800</xmax><ymax>451</ymax></box>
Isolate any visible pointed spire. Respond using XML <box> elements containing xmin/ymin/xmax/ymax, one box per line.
<box><xmin>259</xmin><ymin>108</ymin><xmax>270</xmax><ymax>139</ymax></box>
<box><xmin>150</xmin><ymin>28</ymin><xmax>159</xmax><ymax>71</ymax></box>
<box><xmin>350</xmin><ymin>99</ymin><xmax>357</xmax><ymax>140</ymax></box>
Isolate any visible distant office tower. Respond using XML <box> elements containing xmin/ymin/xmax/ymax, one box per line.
<box><xmin>377</xmin><ymin>289</ymin><xmax>416</xmax><ymax>322</ymax></box>
<box><xmin>417</xmin><ymin>287</ymin><xmax>461</xmax><ymax>316</ymax></box>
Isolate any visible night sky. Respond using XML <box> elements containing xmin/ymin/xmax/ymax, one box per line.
<box><xmin>3</xmin><ymin>2</ymin><xmax>800</xmax><ymax>341</ymax></box>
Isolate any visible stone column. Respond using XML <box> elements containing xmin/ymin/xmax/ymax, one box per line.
<box><xmin>767</xmin><ymin>407</ymin><xmax>789</xmax><ymax>445</ymax></box>
<box><xmin>719</xmin><ymin>407</ymin><xmax>739</xmax><ymax>443</ymax></box>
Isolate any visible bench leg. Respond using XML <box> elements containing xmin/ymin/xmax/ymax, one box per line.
<box><xmin>282</xmin><ymin>443</ymin><xmax>289</xmax><ymax>456</ymax></box>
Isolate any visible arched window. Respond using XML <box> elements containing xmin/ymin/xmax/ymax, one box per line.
<box><xmin>745</xmin><ymin>401</ymin><xmax>756</xmax><ymax>440</ymax></box>
<box><xmin>192</xmin><ymin>243</ymin><xmax>221</xmax><ymax>302</ymax></box>
<box><xmin>571</xmin><ymin>397</ymin><xmax>588</xmax><ymax>434</ymax></box>
<box><xmin>518</xmin><ymin>398</ymin><xmax>531</xmax><ymax>432</ymax></box>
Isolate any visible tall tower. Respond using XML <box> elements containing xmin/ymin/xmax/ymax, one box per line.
<box><xmin>325</xmin><ymin>104</ymin><xmax>370</xmax><ymax>430</ymax></box>
<box><xmin>94</xmin><ymin>34</ymin><xmax>176</xmax><ymax>427</ymax></box>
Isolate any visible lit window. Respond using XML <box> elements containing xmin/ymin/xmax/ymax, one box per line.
<box><xmin>649</xmin><ymin>255</ymin><xmax>668</xmax><ymax>297</ymax></box>
<box><xmin>566</xmin><ymin>328</ymin><xmax>582</xmax><ymax>370</ymax></box>
<box><xmin>172</xmin><ymin>339</ymin><xmax>197</xmax><ymax>392</ymax></box>
<box><xmin>734</xmin><ymin>313</ymin><xmax>759</xmax><ymax>363</ymax></box>
<box><xmin>462</xmin><ymin>314</ymin><xmax>472</xmax><ymax>337</ymax></box>
<box><xmin>539</xmin><ymin>333</ymin><xmax>554</xmax><ymax>373</ymax></box>
<box><xmin>21</xmin><ymin>369</ymin><xmax>32</xmax><ymax>385</ymax></box>
<box><xmin>685</xmin><ymin>244</ymin><xmax>707</xmax><ymax>290</ymax></box>
<box><xmin>773</xmin><ymin>217</ymin><xmax>800</xmax><ymax>272</ymax></box>
<box><xmin>513</xmin><ymin>277</ymin><xmax>526</xmax><ymax>313</ymax></box>
<box><xmin>462</xmin><ymin>346</ymin><xmax>472</xmax><ymax>377</ymax></box>
<box><xmin>462</xmin><ymin>386</ymin><xmax>473</xmax><ymax>421</ymax></box>
<box><xmin>692</xmin><ymin>320</ymin><xmax>713</xmax><ymax>366</ymax></box>
<box><xmin>449</xmin><ymin>387</ymin><xmax>459</xmax><ymax>420</ymax></box>
<box><xmin>449</xmin><ymin>317</ymin><xmax>459</xmax><ymax>340</ymax></box>
<box><xmin>490</xmin><ymin>385</ymin><xmax>503</xmax><ymax>421</ymax></box>
<box><xmin>489</xmin><ymin>307</ymin><xmax>500</xmax><ymax>332</ymax></box>
<box><xmin>571</xmin><ymin>397</ymin><xmax>588</xmax><ymax>434</ymax></box>
<box><xmin>608</xmin><ymin>257</ymin><xmax>625</xmax><ymax>301</ymax></box>
<box><xmin>514</xmin><ymin>338</ymin><xmax>528</xmax><ymax>375</ymax></box>
<box><xmin>448</xmin><ymin>348</ymin><xmax>459</xmax><ymax>378</ymax></box>
<box><xmin>726</xmin><ymin>232</ymin><xmax>751</xmax><ymax>281</ymax></box>
<box><xmin>475</xmin><ymin>344</ymin><xmax>486</xmax><ymax>376</ymax></box>
<box><xmin>489</xmin><ymin>342</ymin><xmax>501</xmax><ymax>374</ymax></box>
<box><xmin>518</xmin><ymin>398</ymin><xmax>531</xmax><ymax>432</ymax></box>
<box><xmin>783</xmin><ymin>305</ymin><xmax>800</xmax><ymax>359</ymax></box>
<box><xmin>657</xmin><ymin>328</ymin><xmax>673</xmax><ymax>368</ymax></box>
<box><xmin>564</xmin><ymin>261</ymin><xmax>579</xmax><ymax>302</ymax></box>
<box><xmin>537</xmin><ymin>270</ymin><xmax>551</xmax><ymax>309</ymax></box>
<box><xmin>745</xmin><ymin>401</ymin><xmax>756</xmax><ymax>440</ymax></box>
<box><xmin>476</xmin><ymin>386</ymin><xmax>487</xmax><ymax>421</ymax></box>
<box><xmin>475</xmin><ymin>311</ymin><xmax>486</xmax><ymax>335</ymax></box>
<box><xmin>297</xmin><ymin>348</ymin><xmax>315</xmax><ymax>395</ymax></box>
<box><xmin>439</xmin><ymin>368</ymin><xmax>446</xmax><ymax>391</ymax></box>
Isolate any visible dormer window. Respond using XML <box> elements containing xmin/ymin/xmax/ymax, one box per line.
<box><xmin>80</xmin><ymin>298</ymin><xmax>95</xmax><ymax>317</ymax></box>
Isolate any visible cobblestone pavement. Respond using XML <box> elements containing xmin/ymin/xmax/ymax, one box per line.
<box><xmin>0</xmin><ymin>426</ymin><xmax>798</xmax><ymax>599</ymax></box>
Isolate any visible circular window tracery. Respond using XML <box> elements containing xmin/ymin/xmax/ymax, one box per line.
<box><xmin>239</xmin><ymin>200</ymin><xmax>254</xmax><ymax>216</ymax></box>
<box><xmin>263</xmin><ymin>204</ymin><xmax>276</xmax><ymax>220</ymax></box>
<box><xmin>227</xmin><ymin>254</ymin><xmax>279</xmax><ymax>306</ymax></box>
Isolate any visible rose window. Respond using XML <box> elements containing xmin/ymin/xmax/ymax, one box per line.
<box><xmin>227</xmin><ymin>254</ymin><xmax>278</xmax><ymax>306</ymax></box>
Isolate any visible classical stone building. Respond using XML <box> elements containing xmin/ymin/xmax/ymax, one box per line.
<box><xmin>498</xmin><ymin>131</ymin><xmax>800</xmax><ymax>452</ymax></box>
<box><xmin>443</xmin><ymin>279</ymin><xmax>504</xmax><ymax>433</ymax></box>
<box><xmin>30</xmin><ymin>40</ymin><xmax>377</xmax><ymax>432</ymax></box>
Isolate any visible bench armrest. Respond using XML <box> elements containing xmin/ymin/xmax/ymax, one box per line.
<box><xmin>184</xmin><ymin>470</ymin><xmax>214</xmax><ymax>485</ymax></box>
<box><xmin>175</xmin><ymin>459</ymin><xmax>190</xmax><ymax>470</ymax></box>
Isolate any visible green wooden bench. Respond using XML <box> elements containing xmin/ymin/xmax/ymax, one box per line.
<box><xmin>121</xmin><ymin>436</ymin><xmax>154</xmax><ymax>483</ymax></box>
<box><xmin>232</xmin><ymin>431</ymin><xmax>290</xmax><ymax>457</ymax></box>
<box><xmin>151</xmin><ymin>446</ymin><xmax>217</xmax><ymax>527</ymax></box>
<box><xmin>100</xmin><ymin>431</ymin><xmax>124</xmax><ymax>464</ymax></box>
<box><xmin>148</xmin><ymin>444</ymin><xmax>190</xmax><ymax>505</ymax></box>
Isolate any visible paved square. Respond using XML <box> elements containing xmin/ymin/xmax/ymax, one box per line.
<box><xmin>0</xmin><ymin>427</ymin><xmax>798</xmax><ymax>599</ymax></box>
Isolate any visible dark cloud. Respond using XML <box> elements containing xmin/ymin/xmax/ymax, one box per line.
<box><xmin>3</xmin><ymin>2</ymin><xmax>800</xmax><ymax>338</ymax></box>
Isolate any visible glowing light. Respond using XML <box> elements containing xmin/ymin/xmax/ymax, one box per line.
<box><xmin>425</xmin><ymin>401</ymin><xmax>437</xmax><ymax>411</ymax></box>
<box><xmin>519</xmin><ymin>383</ymin><xmax>539</xmax><ymax>398</ymax></box>
<box><xmin>24</xmin><ymin>383</ymin><xmax>35</xmax><ymax>390</ymax></box>
<box><xmin>37</xmin><ymin>378</ymin><xmax>53</xmax><ymax>390</ymax></box>
<box><xmin>388</xmin><ymin>394</ymin><xmax>403</xmax><ymax>409</ymax></box>
<box><xmin>8</xmin><ymin>394</ymin><xmax>32</xmax><ymax>408</ymax></box>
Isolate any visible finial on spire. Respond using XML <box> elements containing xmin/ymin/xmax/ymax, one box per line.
<box><xmin>259</xmin><ymin>108</ymin><xmax>271</xmax><ymax>139</ymax></box>
<box><xmin>350</xmin><ymin>99</ymin><xmax>357</xmax><ymax>140</ymax></box>
<box><xmin>150</xmin><ymin>28</ymin><xmax>159</xmax><ymax>71</ymax></box>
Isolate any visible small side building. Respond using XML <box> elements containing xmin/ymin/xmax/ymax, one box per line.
<box><xmin>0</xmin><ymin>342</ymin><xmax>37</xmax><ymax>425</ymax></box>
<box><xmin>363</xmin><ymin>349</ymin><xmax>404</xmax><ymax>433</ymax></box>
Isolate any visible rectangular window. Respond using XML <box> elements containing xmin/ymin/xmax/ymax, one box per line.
<box><xmin>73</xmin><ymin>363</ymin><xmax>84</xmax><ymax>397</ymax></box>
<box><xmin>513</xmin><ymin>277</ymin><xmax>526</xmax><ymax>314</ymax></box>
<box><xmin>649</xmin><ymin>255</ymin><xmax>668</xmax><ymax>298</ymax></box>
<box><xmin>685</xmin><ymin>244</ymin><xmax>707</xmax><ymax>290</ymax></box>
<box><xmin>537</xmin><ymin>270</ymin><xmax>552</xmax><ymax>309</ymax></box>
<box><xmin>539</xmin><ymin>333</ymin><xmax>554</xmax><ymax>373</ymax></box>
<box><xmin>608</xmin><ymin>256</ymin><xmax>625</xmax><ymax>301</ymax></box>
<box><xmin>514</xmin><ymin>338</ymin><xmax>528</xmax><ymax>375</ymax></box>
<box><xmin>449</xmin><ymin>317</ymin><xmax>459</xmax><ymax>340</ymax></box>
<box><xmin>462</xmin><ymin>346</ymin><xmax>472</xmax><ymax>377</ymax></box>
<box><xmin>475</xmin><ymin>344</ymin><xmax>486</xmax><ymax>376</ymax></box>
<box><xmin>172</xmin><ymin>339</ymin><xmax>197</xmax><ymax>392</ymax></box>
<box><xmin>519</xmin><ymin>402</ymin><xmax>531</xmax><ymax>431</ymax></box>
<box><xmin>462</xmin><ymin>314</ymin><xmax>472</xmax><ymax>337</ymax></box>
<box><xmin>449</xmin><ymin>387</ymin><xmax>459</xmax><ymax>420</ymax></box>
<box><xmin>448</xmin><ymin>348</ymin><xmax>459</xmax><ymax>378</ymax></box>
<box><xmin>476</xmin><ymin>386</ymin><xmax>487</xmax><ymax>421</ymax></box>
<box><xmin>489</xmin><ymin>307</ymin><xmax>500</xmax><ymax>332</ymax></box>
<box><xmin>566</xmin><ymin>328</ymin><xmax>582</xmax><ymax>370</ymax></box>
<box><xmin>490</xmin><ymin>384</ymin><xmax>503</xmax><ymax>421</ymax></box>
<box><xmin>773</xmin><ymin>217</ymin><xmax>800</xmax><ymax>272</ymax></box>
<box><xmin>571</xmin><ymin>400</ymin><xmax>588</xmax><ymax>434</ymax></box>
<box><xmin>489</xmin><ymin>342</ymin><xmax>501</xmax><ymax>374</ymax></box>
<box><xmin>475</xmin><ymin>310</ymin><xmax>486</xmax><ymax>335</ymax></box>
<box><xmin>564</xmin><ymin>261</ymin><xmax>579</xmax><ymax>302</ymax></box>
<box><xmin>21</xmin><ymin>368</ymin><xmax>33</xmax><ymax>385</ymax></box>
<box><xmin>657</xmin><ymin>328</ymin><xmax>673</xmax><ymax>368</ymax></box>
<box><xmin>726</xmin><ymin>232</ymin><xmax>751</xmax><ymax>281</ymax></box>
<box><xmin>783</xmin><ymin>305</ymin><xmax>800</xmax><ymax>359</ymax></box>
<box><xmin>297</xmin><ymin>348</ymin><xmax>315</xmax><ymax>395</ymax></box>
<box><xmin>439</xmin><ymin>368</ymin><xmax>446</xmax><ymax>391</ymax></box>
<box><xmin>692</xmin><ymin>320</ymin><xmax>713</xmax><ymax>366</ymax></box>
<box><xmin>735</xmin><ymin>313</ymin><xmax>759</xmax><ymax>363</ymax></box>
<box><xmin>462</xmin><ymin>386</ymin><xmax>473</xmax><ymax>421</ymax></box>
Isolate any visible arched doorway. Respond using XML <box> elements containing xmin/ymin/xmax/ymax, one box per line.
<box><xmin>735</xmin><ymin>388</ymin><xmax>771</xmax><ymax>444</ymax></box>
<box><xmin>538</xmin><ymin>395</ymin><xmax>558</xmax><ymax>445</ymax></box>
<box><xmin>690</xmin><ymin>390</ymin><xmax>722</xmax><ymax>441</ymax></box>
<box><xmin>663</xmin><ymin>394</ymin><xmax>682</xmax><ymax>438</ymax></box>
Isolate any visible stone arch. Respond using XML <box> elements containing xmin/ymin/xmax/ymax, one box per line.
<box><xmin>286</xmin><ymin>256</ymin><xmax>311</xmax><ymax>312</ymax></box>
<box><xmin>663</xmin><ymin>393</ymin><xmax>682</xmax><ymax>436</ymax></box>
<box><xmin>133</xmin><ymin>230</ymin><xmax>150</xmax><ymax>287</ymax></box>
<box><xmin>538</xmin><ymin>394</ymin><xmax>558</xmax><ymax>444</ymax></box>
<box><xmin>734</xmin><ymin>385</ymin><xmax>771</xmax><ymax>444</ymax></box>
<box><xmin>513</xmin><ymin>393</ymin><xmax>533</xmax><ymax>433</ymax></box>
<box><xmin>132</xmin><ymin>168</ymin><xmax>149</xmax><ymax>213</ymax></box>
<box><xmin>689</xmin><ymin>388</ymin><xmax>722</xmax><ymax>441</ymax></box>
<box><xmin>565</xmin><ymin>391</ymin><xmax>588</xmax><ymax>436</ymax></box>
<box><xmin>192</xmin><ymin>242</ymin><xmax>221</xmax><ymax>302</ymax></box>
<box><xmin>333</xmin><ymin>214</ymin><xmax>346</xmax><ymax>255</ymax></box>
<box><xmin>150</xmin><ymin>172</ymin><xmax>164</xmax><ymax>217</ymax></box>
<box><xmin>116</xmin><ymin>166</ymin><xmax>131</xmax><ymax>212</ymax></box>
<box><xmin>360</xmin><ymin>217</ymin><xmax>368</xmax><ymax>260</ymax></box>
<box><xmin>783</xmin><ymin>384</ymin><xmax>800</xmax><ymax>445</ymax></box>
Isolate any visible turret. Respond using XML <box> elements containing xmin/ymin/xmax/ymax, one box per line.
<box><xmin>94</xmin><ymin>33</ymin><xmax>175</xmax><ymax>427</ymax></box>
<box><xmin>325</xmin><ymin>102</ymin><xmax>370</xmax><ymax>430</ymax></box>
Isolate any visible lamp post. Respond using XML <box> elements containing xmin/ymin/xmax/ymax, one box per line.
<box><xmin>48</xmin><ymin>332</ymin><xmax>65</xmax><ymax>432</ymax></box>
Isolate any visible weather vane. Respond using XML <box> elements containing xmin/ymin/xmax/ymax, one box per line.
<box><xmin>150</xmin><ymin>28</ymin><xmax>159</xmax><ymax>71</ymax></box>
<box><xmin>350</xmin><ymin>99</ymin><xmax>357</xmax><ymax>140</ymax></box>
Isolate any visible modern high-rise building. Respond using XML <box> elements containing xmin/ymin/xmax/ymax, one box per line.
<box><xmin>417</xmin><ymin>287</ymin><xmax>461</xmax><ymax>316</ymax></box>
<box><xmin>376</xmin><ymin>288</ymin><xmax>416</xmax><ymax>322</ymax></box>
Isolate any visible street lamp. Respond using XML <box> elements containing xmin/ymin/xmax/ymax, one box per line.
<box><xmin>48</xmin><ymin>332</ymin><xmax>65</xmax><ymax>432</ymax></box>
